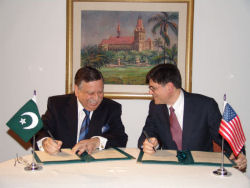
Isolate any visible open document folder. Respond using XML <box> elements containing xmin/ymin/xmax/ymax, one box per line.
<box><xmin>137</xmin><ymin>150</ymin><xmax>235</xmax><ymax>167</ymax></box>
<box><xmin>35</xmin><ymin>148</ymin><xmax>134</xmax><ymax>164</ymax></box>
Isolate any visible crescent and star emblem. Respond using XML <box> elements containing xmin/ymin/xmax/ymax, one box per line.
<box><xmin>19</xmin><ymin>112</ymin><xmax>38</xmax><ymax>129</ymax></box>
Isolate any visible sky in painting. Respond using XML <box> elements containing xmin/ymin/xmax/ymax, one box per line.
<box><xmin>81</xmin><ymin>10</ymin><xmax>178</xmax><ymax>49</ymax></box>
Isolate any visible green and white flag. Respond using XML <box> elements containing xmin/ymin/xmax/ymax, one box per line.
<box><xmin>6</xmin><ymin>96</ymin><xmax>43</xmax><ymax>142</ymax></box>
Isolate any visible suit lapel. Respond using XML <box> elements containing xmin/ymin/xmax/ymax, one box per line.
<box><xmin>159</xmin><ymin>105</ymin><xmax>170</xmax><ymax>130</ymax></box>
<box><xmin>182</xmin><ymin>91</ymin><xmax>194</xmax><ymax>150</ymax></box>
<box><xmin>64</xmin><ymin>94</ymin><xmax>78</xmax><ymax>143</ymax></box>
<box><xmin>86</xmin><ymin>100</ymin><xmax>105</xmax><ymax>137</ymax></box>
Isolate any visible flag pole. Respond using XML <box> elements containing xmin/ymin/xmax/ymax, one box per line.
<box><xmin>24</xmin><ymin>90</ymin><xmax>42</xmax><ymax>171</ymax></box>
<box><xmin>213</xmin><ymin>94</ymin><xmax>230</xmax><ymax>176</ymax></box>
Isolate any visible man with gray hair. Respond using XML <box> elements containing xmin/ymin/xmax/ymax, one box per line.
<box><xmin>37</xmin><ymin>66</ymin><xmax>128</xmax><ymax>155</ymax></box>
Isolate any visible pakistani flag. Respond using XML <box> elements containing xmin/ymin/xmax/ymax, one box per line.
<box><xmin>6</xmin><ymin>97</ymin><xmax>43</xmax><ymax>142</ymax></box>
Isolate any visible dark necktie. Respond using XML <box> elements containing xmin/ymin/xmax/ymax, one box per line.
<box><xmin>169</xmin><ymin>106</ymin><xmax>182</xmax><ymax>150</ymax></box>
<box><xmin>78</xmin><ymin>109</ymin><xmax>90</xmax><ymax>142</ymax></box>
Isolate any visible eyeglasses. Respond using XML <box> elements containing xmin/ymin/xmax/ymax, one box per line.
<box><xmin>149</xmin><ymin>85</ymin><xmax>161</xmax><ymax>92</ymax></box>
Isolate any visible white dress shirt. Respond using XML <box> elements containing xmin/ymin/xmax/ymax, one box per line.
<box><xmin>77</xmin><ymin>99</ymin><xmax>107</xmax><ymax>150</ymax></box>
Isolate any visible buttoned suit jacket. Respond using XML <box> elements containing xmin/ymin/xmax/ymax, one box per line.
<box><xmin>138</xmin><ymin>90</ymin><xmax>233</xmax><ymax>155</ymax></box>
<box><xmin>37</xmin><ymin>94</ymin><xmax>128</xmax><ymax>149</ymax></box>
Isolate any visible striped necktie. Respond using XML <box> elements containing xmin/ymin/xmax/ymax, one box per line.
<box><xmin>169</xmin><ymin>106</ymin><xmax>182</xmax><ymax>150</ymax></box>
<box><xmin>78</xmin><ymin>109</ymin><xmax>90</xmax><ymax>142</ymax></box>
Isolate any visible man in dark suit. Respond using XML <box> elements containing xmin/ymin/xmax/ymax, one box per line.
<box><xmin>37</xmin><ymin>66</ymin><xmax>127</xmax><ymax>155</ymax></box>
<box><xmin>138</xmin><ymin>64</ymin><xmax>246</xmax><ymax>171</ymax></box>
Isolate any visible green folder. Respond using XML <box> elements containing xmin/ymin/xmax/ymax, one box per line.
<box><xmin>137</xmin><ymin>150</ymin><xmax>235</xmax><ymax>167</ymax></box>
<box><xmin>35</xmin><ymin>147</ymin><xmax>135</xmax><ymax>164</ymax></box>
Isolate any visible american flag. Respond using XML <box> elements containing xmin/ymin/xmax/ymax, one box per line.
<box><xmin>219</xmin><ymin>102</ymin><xmax>246</xmax><ymax>156</ymax></box>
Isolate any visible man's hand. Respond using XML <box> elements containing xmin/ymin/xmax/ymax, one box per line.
<box><xmin>72</xmin><ymin>137</ymin><xmax>100</xmax><ymax>155</ymax></box>
<box><xmin>42</xmin><ymin>137</ymin><xmax>62</xmax><ymax>155</ymax></box>
<box><xmin>142</xmin><ymin>137</ymin><xmax>158</xmax><ymax>154</ymax></box>
<box><xmin>229</xmin><ymin>152</ymin><xmax>247</xmax><ymax>172</ymax></box>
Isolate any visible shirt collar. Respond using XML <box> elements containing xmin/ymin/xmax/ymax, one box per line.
<box><xmin>77</xmin><ymin>98</ymin><xmax>84</xmax><ymax>113</ymax></box>
<box><xmin>77</xmin><ymin>98</ymin><xmax>93</xmax><ymax>118</ymax></box>
<box><xmin>167</xmin><ymin>89</ymin><xmax>184</xmax><ymax>110</ymax></box>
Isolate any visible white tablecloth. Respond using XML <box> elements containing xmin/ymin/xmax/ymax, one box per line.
<box><xmin>0</xmin><ymin>148</ymin><xmax>249</xmax><ymax>188</ymax></box>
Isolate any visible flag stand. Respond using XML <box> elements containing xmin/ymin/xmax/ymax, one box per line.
<box><xmin>213</xmin><ymin>138</ymin><xmax>231</xmax><ymax>176</ymax></box>
<box><xmin>213</xmin><ymin>94</ymin><xmax>231</xmax><ymax>176</ymax></box>
<box><xmin>24</xmin><ymin>135</ymin><xmax>42</xmax><ymax>171</ymax></box>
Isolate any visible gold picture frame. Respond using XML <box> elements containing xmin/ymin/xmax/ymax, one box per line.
<box><xmin>66</xmin><ymin>0</ymin><xmax>194</xmax><ymax>99</ymax></box>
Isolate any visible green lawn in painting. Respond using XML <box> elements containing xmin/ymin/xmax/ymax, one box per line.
<box><xmin>100</xmin><ymin>65</ymin><xmax>154</xmax><ymax>85</ymax></box>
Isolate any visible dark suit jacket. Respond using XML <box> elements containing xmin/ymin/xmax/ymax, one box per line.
<box><xmin>37</xmin><ymin>94</ymin><xmax>128</xmax><ymax>149</ymax></box>
<box><xmin>138</xmin><ymin>90</ymin><xmax>233</xmax><ymax>156</ymax></box>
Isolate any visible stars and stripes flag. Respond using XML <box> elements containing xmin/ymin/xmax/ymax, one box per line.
<box><xmin>219</xmin><ymin>102</ymin><xmax>246</xmax><ymax>156</ymax></box>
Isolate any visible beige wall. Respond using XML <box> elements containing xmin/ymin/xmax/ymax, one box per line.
<box><xmin>1</xmin><ymin>0</ymin><xmax>250</xmax><ymax>178</ymax></box>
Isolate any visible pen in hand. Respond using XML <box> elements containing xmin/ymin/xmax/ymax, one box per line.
<box><xmin>47</xmin><ymin>130</ymin><xmax>61</xmax><ymax>152</ymax></box>
<box><xmin>143</xmin><ymin>130</ymin><xmax>156</xmax><ymax>152</ymax></box>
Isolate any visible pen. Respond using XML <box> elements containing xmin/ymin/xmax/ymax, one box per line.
<box><xmin>143</xmin><ymin>130</ymin><xmax>156</xmax><ymax>152</ymax></box>
<box><xmin>47</xmin><ymin>130</ymin><xmax>61</xmax><ymax>152</ymax></box>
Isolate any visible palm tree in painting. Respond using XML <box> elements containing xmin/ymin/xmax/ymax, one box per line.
<box><xmin>165</xmin><ymin>44</ymin><xmax>178</xmax><ymax>65</ymax></box>
<box><xmin>148</xmin><ymin>12</ymin><xmax>178</xmax><ymax>63</ymax></box>
<box><xmin>152</xmin><ymin>44</ymin><xmax>177</xmax><ymax>65</ymax></box>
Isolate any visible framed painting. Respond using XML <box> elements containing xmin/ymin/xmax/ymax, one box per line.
<box><xmin>66</xmin><ymin>0</ymin><xmax>194</xmax><ymax>99</ymax></box>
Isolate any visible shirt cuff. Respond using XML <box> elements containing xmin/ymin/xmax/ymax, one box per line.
<box><xmin>36</xmin><ymin>137</ymin><xmax>48</xmax><ymax>151</ymax></box>
<box><xmin>92</xmin><ymin>136</ymin><xmax>107</xmax><ymax>150</ymax></box>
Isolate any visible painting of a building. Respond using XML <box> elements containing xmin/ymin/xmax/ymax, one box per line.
<box><xmin>99</xmin><ymin>16</ymin><xmax>154</xmax><ymax>52</ymax></box>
